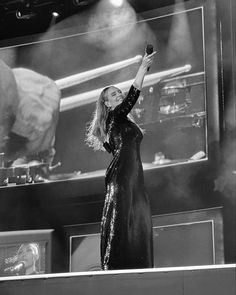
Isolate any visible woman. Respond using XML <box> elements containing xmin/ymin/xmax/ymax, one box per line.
<box><xmin>86</xmin><ymin>49</ymin><xmax>156</xmax><ymax>270</ymax></box>
<box><xmin>16</xmin><ymin>243</ymin><xmax>39</xmax><ymax>275</ymax></box>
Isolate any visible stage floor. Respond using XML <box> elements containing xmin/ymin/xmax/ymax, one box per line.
<box><xmin>0</xmin><ymin>264</ymin><xmax>235</xmax><ymax>295</ymax></box>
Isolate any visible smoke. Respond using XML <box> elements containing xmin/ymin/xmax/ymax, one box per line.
<box><xmin>213</xmin><ymin>34</ymin><xmax>236</xmax><ymax>204</ymax></box>
<box><xmin>213</xmin><ymin>136</ymin><xmax>236</xmax><ymax>204</ymax></box>
<box><xmin>86</xmin><ymin>0</ymin><xmax>137</xmax><ymax>47</ymax></box>
<box><xmin>165</xmin><ymin>0</ymin><xmax>197</xmax><ymax>69</ymax></box>
<box><xmin>0</xmin><ymin>47</ymin><xmax>17</xmax><ymax>67</ymax></box>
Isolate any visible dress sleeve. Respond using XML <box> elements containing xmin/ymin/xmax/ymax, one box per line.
<box><xmin>113</xmin><ymin>85</ymin><xmax>140</xmax><ymax>117</ymax></box>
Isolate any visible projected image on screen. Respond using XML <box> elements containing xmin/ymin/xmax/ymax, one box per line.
<box><xmin>0</xmin><ymin>242</ymin><xmax>46</xmax><ymax>276</ymax></box>
<box><xmin>0</xmin><ymin>5</ymin><xmax>207</xmax><ymax>187</ymax></box>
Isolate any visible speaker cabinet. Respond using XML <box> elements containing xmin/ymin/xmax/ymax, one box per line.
<box><xmin>65</xmin><ymin>207</ymin><xmax>224</xmax><ymax>272</ymax></box>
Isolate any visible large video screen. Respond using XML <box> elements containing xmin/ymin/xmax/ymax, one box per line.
<box><xmin>0</xmin><ymin>3</ymin><xmax>207</xmax><ymax>187</ymax></box>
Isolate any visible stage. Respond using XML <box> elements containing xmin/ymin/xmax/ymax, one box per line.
<box><xmin>0</xmin><ymin>264</ymin><xmax>235</xmax><ymax>295</ymax></box>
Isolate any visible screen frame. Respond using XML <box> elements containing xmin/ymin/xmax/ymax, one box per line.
<box><xmin>0</xmin><ymin>229</ymin><xmax>54</xmax><ymax>275</ymax></box>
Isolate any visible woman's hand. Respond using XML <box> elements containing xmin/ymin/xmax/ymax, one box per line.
<box><xmin>140</xmin><ymin>51</ymin><xmax>157</xmax><ymax>71</ymax></box>
<box><xmin>133</xmin><ymin>49</ymin><xmax>157</xmax><ymax>90</ymax></box>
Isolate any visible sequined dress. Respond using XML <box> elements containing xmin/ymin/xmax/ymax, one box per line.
<box><xmin>101</xmin><ymin>85</ymin><xmax>153</xmax><ymax>270</ymax></box>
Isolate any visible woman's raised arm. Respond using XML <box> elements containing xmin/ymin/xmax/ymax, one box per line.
<box><xmin>133</xmin><ymin>51</ymin><xmax>156</xmax><ymax>90</ymax></box>
<box><xmin>113</xmin><ymin>50</ymin><xmax>156</xmax><ymax>117</ymax></box>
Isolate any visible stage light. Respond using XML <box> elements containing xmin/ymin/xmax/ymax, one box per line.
<box><xmin>15</xmin><ymin>0</ymin><xmax>36</xmax><ymax>20</ymax></box>
<box><xmin>73</xmin><ymin>0</ymin><xmax>84</xmax><ymax>6</ymax></box>
<box><xmin>16</xmin><ymin>10</ymin><xmax>36</xmax><ymax>20</ymax></box>
<box><xmin>109</xmin><ymin>0</ymin><xmax>124</xmax><ymax>7</ymax></box>
<box><xmin>50</xmin><ymin>10</ymin><xmax>60</xmax><ymax>25</ymax></box>
<box><xmin>52</xmin><ymin>11</ymin><xmax>59</xmax><ymax>18</ymax></box>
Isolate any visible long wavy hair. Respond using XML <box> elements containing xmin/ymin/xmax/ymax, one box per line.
<box><xmin>85</xmin><ymin>86</ymin><xmax>144</xmax><ymax>151</ymax></box>
<box><xmin>85</xmin><ymin>87</ymin><xmax>110</xmax><ymax>151</ymax></box>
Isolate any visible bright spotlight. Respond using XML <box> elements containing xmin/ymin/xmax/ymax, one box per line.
<box><xmin>16</xmin><ymin>10</ymin><xmax>36</xmax><ymax>20</ymax></box>
<box><xmin>52</xmin><ymin>11</ymin><xmax>59</xmax><ymax>18</ymax></box>
<box><xmin>110</xmin><ymin>0</ymin><xmax>124</xmax><ymax>7</ymax></box>
<box><xmin>15</xmin><ymin>1</ymin><xmax>36</xmax><ymax>20</ymax></box>
<box><xmin>73</xmin><ymin>0</ymin><xmax>84</xmax><ymax>6</ymax></box>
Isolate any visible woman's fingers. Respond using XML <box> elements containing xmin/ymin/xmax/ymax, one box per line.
<box><xmin>140</xmin><ymin>50</ymin><xmax>157</xmax><ymax>69</ymax></box>
<box><xmin>147</xmin><ymin>52</ymin><xmax>157</xmax><ymax>61</ymax></box>
<box><xmin>145</xmin><ymin>51</ymin><xmax>157</xmax><ymax>59</ymax></box>
<box><xmin>150</xmin><ymin>51</ymin><xmax>157</xmax><ymax>57</ymax></box>
<box><xmin>146</xmin><ymin>53</ymin><xmax>156</xmax><ymax>64</ymax></box>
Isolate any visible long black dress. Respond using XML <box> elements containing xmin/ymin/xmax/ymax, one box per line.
<box><xmin>101</xmin><ymin>85</ymin><xmax>153</xmax><ymax>270</ymax></box>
